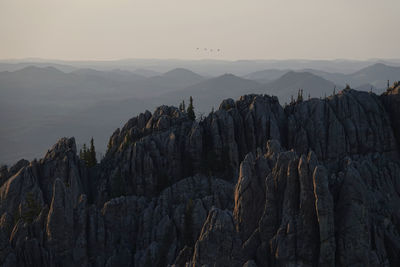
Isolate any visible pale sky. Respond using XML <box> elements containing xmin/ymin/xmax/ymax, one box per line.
<box><xmin>0</xmin><ymin>0</ymin><xmax>399</xmax><ymax>61</ymax></box>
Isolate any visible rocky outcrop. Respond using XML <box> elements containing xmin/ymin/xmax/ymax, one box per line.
<box><xmin>99</xmin><ymin>89</ymin><xmax>399</xmax><ymax>202</ymax></box>
<box><xmin>209</xmin><ymin>141</ymin><xmax>400</xmax><ymax>267</ymax></box>
<box><xmin>0</xmin><ymin>159</ymin><xmax>29</xmax><ymax>187</ymax></box>
<box><xmin>381</xmin><ymin>82</ymin><xmax>400</xmax><ymax>148</ymax></box>
<box><xmin>191</xmin><ymin>207</ymin><xmax>242</xmax><ymax>267</ymax></box>
<box><xmin>313</xmin><ymin>166</ymin><xmax>335</xmax><ymax>266</ymax></box>
<box><xmin>286</xmin><ymin>89</ymin><xmax>398</xmax><ymax>160</ymax></box>
<box><xmin>0</xmin><ymin>136</ymin><xmax>233</xmax><ymax>266</ymax></box>
<box><xmin>99</xmin><ymin>95</ymin><xmax>285</xmax><ymax>199</ymax></box>
<box><xmin>2</xmin><ymin>87</ymin><xmax>400</xmax><ymax>266</ymax></box>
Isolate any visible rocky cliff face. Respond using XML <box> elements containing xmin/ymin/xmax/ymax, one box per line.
<box><xmin>1</xmin><ymin>85</ymin><xmax>400</xmax><ymax>266</ymax></box>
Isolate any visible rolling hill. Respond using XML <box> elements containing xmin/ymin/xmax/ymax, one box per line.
<box><xmin>265</xmin><ymin>71</ymin><xmax>338</xmax><ymax>103</ymax></box>
<box><xmin>243</xmin><ymin>69</ymin><xmax>289</xmax><ymax>84</ymax></box>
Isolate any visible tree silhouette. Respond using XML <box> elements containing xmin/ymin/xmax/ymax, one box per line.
<box><xmin>79</xmin><ymin>139</ymin><xmax>97</xmax><ymax>167</ymax></box>
<box><xmin>80</xmin><ymin>143</ymin><xmax>88</xmax><ymax>166</ymax></box>
<box><xmin>297</xmin><ymin>89</ymin><xmax>303</xmax><ymax>102</ymax></box>
<box><xmin>88</xmin><ymin>137</ymin><xmax>97</xmax><ymax>167</ymax></box>
<box><xmin>179</xmin><ymin>100</ymin><xmax>186</xmax><ymax>112</ymax></box>
<box><xmin>187</xmin><ymin>96</ymin><xmax>195</xmax><ymax>121</ymax></box>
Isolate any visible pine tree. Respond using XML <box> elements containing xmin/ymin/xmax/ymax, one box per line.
<box><xmin>187</xmin><ymin>96</ymin><xmax>195</xmax><ymax>121</ymax></box>
<box><xmin>80</xmin><ymin>140</ymin><xmax>97</xmax><ymax>168</ymax></box>
<box><xmin>179</xmin><ymin>100</ymin><xmax>186</xmax><ymax>112</ymax></box>
<box><xmin>297</xmin><ymin>89</ymin><xmax>303</xmax><ymax>102</ymax></box>
<box><xmin>88</xmin><ymin>137</ymin><xmax>97</xmax><ymax>167</ymax></box>
<box><xmin>81</xmin><ymin>143</ymin><xmax>88</xmax><ymax>165</ymax></box>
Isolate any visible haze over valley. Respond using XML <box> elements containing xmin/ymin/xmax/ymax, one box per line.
<box><xmin>2</xmin><ymin>59</ymin><xmax>400</xmax><ymax>164</ymax></box>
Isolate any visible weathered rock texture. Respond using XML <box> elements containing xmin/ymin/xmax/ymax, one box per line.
<box><xmin>1</xmin><ymin>85</ymin><xmax>400</xmax><ymax>266</ymax></box>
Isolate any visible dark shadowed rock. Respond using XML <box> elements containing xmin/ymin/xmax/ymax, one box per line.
<box><xmin>2</xmin><ymin>87</ymin><xmax>400</xmax><ymax>266</ymax></box>
<box><xmin>191</xmin><ymin>207</ymin><xmax>242</xmax><ymax>267</ymax></box>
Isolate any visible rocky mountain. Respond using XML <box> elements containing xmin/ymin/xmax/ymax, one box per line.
<box><xmin>1</xmin><ymin>81</ymin><xmax>400</xmax><ymax>266</ymax></box>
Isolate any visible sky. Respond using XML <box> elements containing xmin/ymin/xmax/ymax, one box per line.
<box><xmin>0</xmin><ymin>0</ymin><xmax>399</xmax><ymax>61</ymax></box>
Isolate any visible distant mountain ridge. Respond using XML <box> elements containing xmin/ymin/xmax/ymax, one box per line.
<box><xmin>1</xmin><ymin>62</ymin><xmax>400</xmax><ymax>164</ymax></box>
<box><xmin>243</xmin><ymin>69</ymin><xmax>289</xmax><ymax>84</ymax></box>
<box><xmin>148</xmin><ymin>67</ymin><xmax>205</xmax><ymax>89</ymax></box>
<box><xmin>264</xmin><ymin>71</ymin><xmax>338</xmax><ymax>103</ymax></box>
<box><xmin>350</xmin><ymin>63</ymin><xmax>400</xmax><ymax>88</ymax></box>
<box><xmin>245</xmin><ymin>63</ymin><xmax>400</xmax><ymax>91</ymax></box>
<box><xmin>159</xmin><ymin>73</ymin><xmax>264</xmax><ymax>112</ymax></box>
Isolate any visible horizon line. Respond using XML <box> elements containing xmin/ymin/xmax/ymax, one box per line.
<box><xmin>1</xmin><ymin>57</ymin><xmax>400</xmax><ymax>63</ymax></box>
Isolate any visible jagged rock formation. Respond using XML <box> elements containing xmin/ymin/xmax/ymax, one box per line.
<box><xmin>101</xmin><ymin>96</ymin><xmax>285</xmax><ymax>199</ymax></box>
<box><xmin>382</xmin><ymin>81</ymin><xmax>400</xmax><ymax>146</ymax></box>
<box><xmin>229</xmin><ymin>141</ymin><xmax>400</xmax><ymax>266</ymax></box>
<box><xmin>1</xmin><ymin>85</ymin><xmax>400</xmax><ymax>266</ymax></box>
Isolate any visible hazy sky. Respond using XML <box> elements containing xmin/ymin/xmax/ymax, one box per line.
<box><xmin>0</xmin><ymin>0</ymin><xmax>399</xmax><ymax>60</ymax></box>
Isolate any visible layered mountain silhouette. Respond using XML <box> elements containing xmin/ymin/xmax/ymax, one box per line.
<box><xmin>245</xmin><ymin>62</ymin><xmax>400</xmax><ymax>91</ymax></box>
<box><xmin>304</xmin><ymin>63</ymin><xmax>400</xmax><ymax>90</ymax></box>
<box><xmin>160</xmin><ymin>74</ymin><xmax>264</xmax><ymax>112</ymax></box>
<box><xmin>243</xmin><ymin>69</ymin><xmax>289</xmax><ymax>84</ymax></box>
<box><xmin>148</xmin><ymin>68</ymin><xmax>205</xmax><ymax>89</ymax></box>
<box><xmin>350</xmin><ymin>63</ymin><xmax>400</xmax><ymax>87</ymax></box>
<box><xmin>1</xmin><ymin>62</ymin><xmax>400</xmax><ymax>165</ymax></box>
<box><xmin>264</xmin><ymin>71</ymin><xmax>337</xmax><ymax>103</ymax></box>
